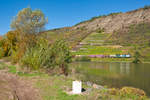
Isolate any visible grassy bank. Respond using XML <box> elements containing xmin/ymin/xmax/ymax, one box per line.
<box><xmin>0</xmin><ymin>61</ymin><xmax>149</xmax><ymax>100</ymax></box>
<box><xmin>91</xmin><ymin>58</ymin><xmax>132</xmax><ymax>62</ymax></box>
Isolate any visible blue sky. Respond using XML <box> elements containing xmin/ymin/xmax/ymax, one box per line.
<box><xmin>0</xmin><ymin>0</ymin><xmax>150</xmax><ymax>35</ymax></box>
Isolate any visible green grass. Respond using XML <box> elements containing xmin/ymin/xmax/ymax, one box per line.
<box><xmin>35</xmin><ymin>75</ymin><xmax>85</xmax><ymax>100</ymax></box>
<box><xmin>107</xmin><ymin>23</ymin><xmax>150</xmax><ymax>46</ymax></box>
<box><xmin>8</xmin><ymin>65</ymin><xmax>17</xmax><ymax>74</ymax></box>
<box><xmin>0</xmin><ymin>62</ymin><xmax>48</xmax><ymax>77</ymax></box>
<box><xmin>91</xmin><ymin>58</ymin><xmax>132</xmax><ymax>62</ymax></box>
<box><xmin>34</xmin><ymin>75</ymin><xmax>150</xmax><ymax>100</ymax></box>
<box><xmin>41</xmin><ymin>27</ymin><xmax>92</xmax><ymax>48</ymax></box>
<box><xmin>0</xmin><ymin>62</ymin><xmax>6</xmax><ymax>70</ymax></box>
<box><xmin>74</xmin><ymin>32</ymin><xmax>129</xmax><ymax>55</ymax></box>
<box><xmin>41</xmin><ymin>31</ymin><xmax>65</xmax><ymax>43</ymax></box>
<box><xmin>74</xmin><ymin>45</ymin><xmax>126</xmax><ymax>55</ymax></box>
<box><xmin>81</xmin><ymin>32</ymin><xmax>108</xmax><ymax>44</ymax></box>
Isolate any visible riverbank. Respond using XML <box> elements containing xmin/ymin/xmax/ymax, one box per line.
<box><xmin>74</xmin><ymin>57</ymin><xmax>150</xmax><ymax>64</ymax></box>
<box><xmin>0</xmin><ymin>61</ymin><xmax>149</xmax><ymax>100</ymax></box>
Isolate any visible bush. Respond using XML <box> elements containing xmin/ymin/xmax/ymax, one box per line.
<box><xmin>48</xmin><ymin>39</ymin><xmax>72</xmax><ymax>75</ymax></box>
<box><xmin>21</xmin><ymin>37</ymin><xmax>48</xmax><ymax>70</ymax></box>
<box><xmin>0</xmin><ymin>38</ymin><xmax>10</xmax><ymax>56</ymax></box>
<box><xmin>0</xmin><ymin>48</ymin><xmax>4</xmax><ymax>58</ymax></box>
<box><xmin>21</xmin><ymin>38</ymin><xmax>72</xmax><ymax>75</ymax></box>
<box><xmin>0</xmin><ymin>31</ymin><xmax>19</xmax><ymax>58</ymax></box>
<box><xmin>133</xmin><ymin>51</ymin><xmax>141</xmax><ymax>63</ymax></box>
<box><xmin>109</xmin><ymin>88</ymin><xmax>119</xmax><ymax>95</ymax></box>
<box><xmin>75</xmin><ymin>56</ymin><xmax>91</xmax><ymax>62</ymax></box>
<box><xmin>143</xmin><ymin>5</ymin><xmax>150</xmax><ymax>10</ymax></box>
<box><xmin>21</xmin><ymin>47</ymin><xmax>42</xmax><ymax>70</ymax></box>
<box><xmin>11</xmin><ymin>33</ymin><xmax>39</xmax><ymax>63</ymax></box>
<box><xmin>96</xmin><ymin>28</ymin><xmax>104</xmax><ymax>33</ymax></box>
<box><xmin>108</xmin><ymin>87</ymin><xmax>147</xmax><ymax>100</ymax></box>
<box><xmin>119</xmin><ymin>87</ymin><xmax>146</xmax><ymax>99</ymax></box>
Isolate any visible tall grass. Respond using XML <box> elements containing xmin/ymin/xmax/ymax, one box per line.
<box><xmin>21</xmin><ymin>38</ymin><xmax>72</xmax><ymax>75</ymax></box>
<box><xmin>21</xmin><ymin>38</ymin><xmax>49</xmax><ymax>70</ymax></box>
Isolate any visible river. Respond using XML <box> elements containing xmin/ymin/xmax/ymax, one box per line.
<box><xmin>70</xmin><ymin>62</ymin><xmax>150</xmax><ymax>95</ymax></box>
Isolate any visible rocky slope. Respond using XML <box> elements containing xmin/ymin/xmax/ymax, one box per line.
<box><xmin>73</xmin><ymin>7</ymin><xmax>150</xmax><ymax>34</ymax></box>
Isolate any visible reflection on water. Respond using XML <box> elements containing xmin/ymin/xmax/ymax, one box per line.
<box><xmin>109</xmin><ymin>62</ymin><xmax>130</xmax><ymax>75</ymax></box>
<box><xmin>70</xmin><ymin>62</ymin><xmax>150</xmax><ymax>95</ymax></box>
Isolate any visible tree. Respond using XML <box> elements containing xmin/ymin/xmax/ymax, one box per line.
<box><xmin>10</xmin><ymin>7</ymin><xmax>48</xmax><ymax>61</ymax></box>
<box><xmin>0</xmin><ymin>36</ymin><xmax>2</xmax><ymax>41</ymax></box>
<box><xmin>0</xmin><ymin>31</ymin><xmax>18</xmax><ymax>57</ymax></box>
<box><xmin>133</xmin><ymin>51</ymin><xmax>141</xmax><ymax>63</ymax></box>
<box><xmin>11</xmin><ymin>7</ymin><xmax>48</xmax><ymax>35</ymax></box>
<box><xmin>6</xmin><ymin>31</ymin><xmax>19</xmax><ymax>54</ymax></box>
<box><xmin>50</xmin><ymin>39</ymin><xmax>72</xmax><ymax>75</ymax></box>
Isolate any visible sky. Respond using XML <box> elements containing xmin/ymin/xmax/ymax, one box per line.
<box><xmin>0</xmin><ymin>0</ymin><xmax>150</xmax><ymax>35</ymax></box>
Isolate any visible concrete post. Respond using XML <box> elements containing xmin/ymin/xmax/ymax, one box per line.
<box><xmin>72</xmin><ymin>81</ymin><xmax>82</xmax><ymax>94</ymax></box>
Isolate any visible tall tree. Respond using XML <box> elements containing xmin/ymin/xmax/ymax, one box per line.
<box><xmin>10</xmin><ymin>7</ymin><xmax>48</xmax><ymax>62</ymax></box>
<box><xmin>11</xmin><ymin>7</ymin><xmax>48</xmax><ymax>35</ymax></box>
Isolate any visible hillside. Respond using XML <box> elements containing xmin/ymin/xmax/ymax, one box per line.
<box><xmin>42</xmin><ymin>6</ymin><xmax>150</xmax><ymax>48</ymax></box>
<box><xmin>73</xmin><ymin>6</ymin><xmax>150</xmax><ymax>34</ymax></box>
<box><xmin>41</xmin><ymin>6</ymin><xmax>150</xmax><ymax>62</ymax></box>
<box><xmin>108</xmin><ymin>22</ymin><xmax>150</xmax><ymax>46</ymax></box>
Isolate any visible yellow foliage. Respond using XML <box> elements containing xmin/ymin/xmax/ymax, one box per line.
<box><xmin>120</xmin><ymin>87</ymin><xmax>146</xmax><ymax>96</ymax></box>
<box><xmin>0</xmin><ymin>31</ymin><xmax>19</xmax><ymax>57</ymax></box>
<box><xmin>109</xmin><ymin>88</ymin><xmax>119</xmax><ymax>95</ymax></box>
<box><xmin>119</xmin><ymin>87</ymin><xmax>146</xmax><ymax>99</ymax></box>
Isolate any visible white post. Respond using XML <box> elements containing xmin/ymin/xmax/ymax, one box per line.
<box><xmin>72</xmin><ymin>81</ymin><xmax>82</xmax><ymax>94</ymax></box>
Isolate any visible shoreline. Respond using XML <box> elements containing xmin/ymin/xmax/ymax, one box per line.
<box><xmin>73</xmin><ymin>57</ymin><xmax>150</xmax><ymax>63</ymax></box>
<box><xmin>0</xmin><ymin>61</ymin><xmax>149</xmax><ymax>99</ymax></box>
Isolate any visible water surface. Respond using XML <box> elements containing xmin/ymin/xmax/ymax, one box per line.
<box><xmin>70</xmin><ymin>62</ymin><xmax>150</xmax><ymax>95</ymax></box>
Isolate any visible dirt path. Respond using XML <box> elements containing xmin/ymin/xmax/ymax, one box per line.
<box><xmin>0</xmin><ymin>70</ymin><xmax>41</xmax><ymax>100</ymax></box>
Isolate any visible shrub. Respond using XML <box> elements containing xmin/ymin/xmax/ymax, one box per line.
<box><xmin>133</xmin><ymin>51</ymin><xmax>141</xmax><ymax>63</ymax></box>
<box><xmin>96</xmin><ymin>28</ymin><xmax>104</xmax><ymax>33</ymax></box>
<box><xmin>48</xmin><ymin>39</ymin><xmax>72</xmax><ymax>75</ymax></box>
<box><xmin>108</xmin><ymin>12</ymin><xmax>122</xmax><ymax>16</ymax></box>
<box><xmin>143</xmin><ymin>5</ymin><xmax>150</xmax><ymax>10</ymax></box>
<box><xmin>0</xmin><ymin>31</ymin><xmax>19</xmax><ymax>58</ymax></box>
<box><xmin>21</xmin><ymin>38</ymin><xmax>72</xmax><ymax>75</ymax></box>
<box><xmin>119</xmin><ymin>87</ymin><xmax>146</xmax><ymax>99</ymax></box>
<box><xmin>0</xmin><ymin>39</ymin><xmax>5</xmax><ymax>57</ymax></box>
<box><xmin>21</xmin><ymin>37</ymin><xmax>48</xmax><ymax>70</ymax></box>
<box><xmin>0</xmin><ymin>38</ymin><xmax>10</xmax><ymax>56</ymax></box>
<box><xmin>11</xmin><ymin>33</ymin><xmax>38</xmax><ymax>63</ymax></box>
<box><xmin>109</xmin><ymin>88</ymin><xmax>119</xmax><ymax>95</ymax></box>
<box><xmin>75</xmin><ymin>56</ymin><xmax>91</xmax><ymax>62</ymax></box>
<box><xmin>21</xmin><ymin>47</ymin><xmax>41</xmax><ymax>70</ymax></box>
<box><xmin>108</xmin><ymin>87</ymin><xmax>147</xmax><ymax>100</ymax></box>
<box><xmin>0</xmin><ymin>48</ymin><xmax>4</xmax><ymax>58</ymax></box>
